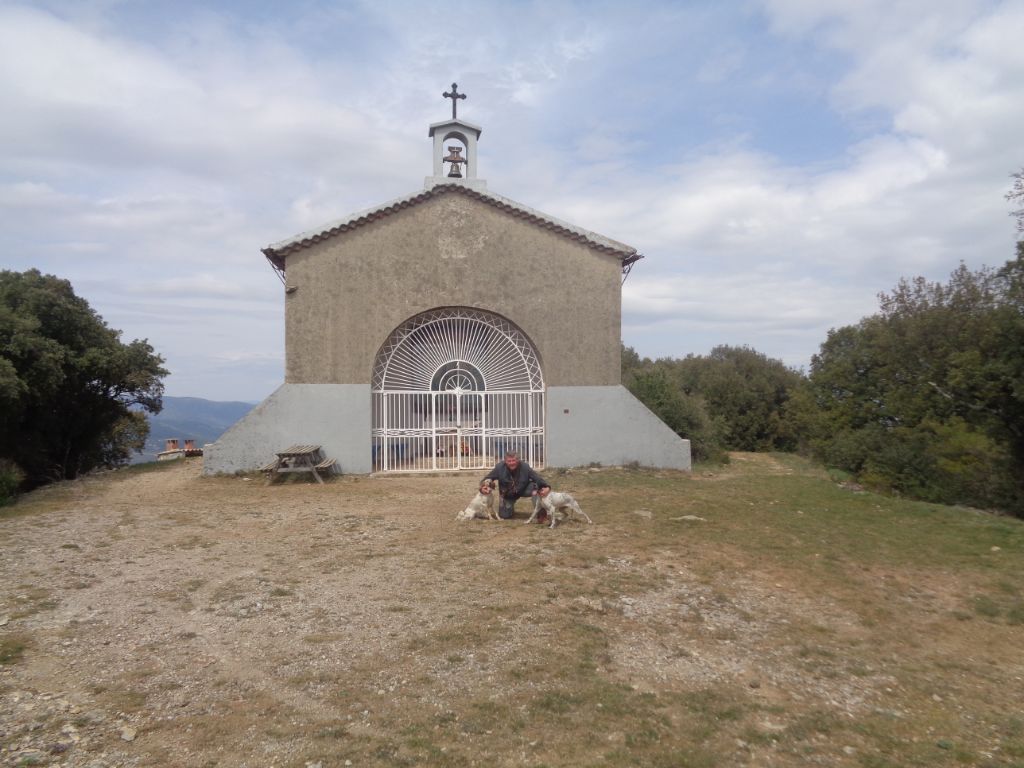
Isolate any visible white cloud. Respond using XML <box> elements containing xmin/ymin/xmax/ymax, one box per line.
<box><xmin>0</xmin><ymin>181</ymin><xmax>75</xmax><ymax>208</ymax></box>
<box><xmin>128</xmin><ymin>274</ymin><xmax>248</xmax><ymax>299</ymax></box>
<box><xmin>696</xmin><ymin>45</ymin><xmax>746</xmax><ymax>84</ymax></box>
<box><xmin>622</xmin><ymin>269</ymin><xmax>874</xmax><ymax>369</ymax></box>
<box><xmin>1</xmin><ymin>1</ymin><xmax>1021</xmax><ymax>400</ymax></box>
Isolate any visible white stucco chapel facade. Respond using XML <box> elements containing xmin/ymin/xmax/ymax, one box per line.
<box><xmin>203</xmin><ymin>95</ymin><xmax>691</xmax><ymax>475</ymax></box>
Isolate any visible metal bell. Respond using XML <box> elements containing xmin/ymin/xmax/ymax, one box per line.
<box><xmin>444</xmin><ymin>146</ymin><xmax>465</xmax><ymax>178</ymax></box>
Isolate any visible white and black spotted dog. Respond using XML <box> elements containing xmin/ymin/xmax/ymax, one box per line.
<box><xmin>456</xmin><ymin>480</ymin><xmax>498</xmax><ymax>521</ymax></box>
<box><xmin>525</xmin><ymin>490</ymin><xmax>593</xmax><ymax>528</ymax></box>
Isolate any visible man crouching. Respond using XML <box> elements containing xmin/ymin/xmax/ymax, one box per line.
<box><xmin>481</xmin><ymin>451</ymin><xmax>550</xmax><ymax>520</ymax></box>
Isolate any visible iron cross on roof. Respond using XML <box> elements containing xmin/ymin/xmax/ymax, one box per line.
<box><xmin>443</xmin><ymin>83</ymin><xmax>466</xmax><ymax>119</ymax></box>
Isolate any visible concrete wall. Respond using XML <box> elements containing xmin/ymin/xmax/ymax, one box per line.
<box><xmin>202</xmin><ymin>384</ymin><xmax>371</xmax><ymax>475</ymax></box>
<box><xmin>546</xmin><ymin>386</ymin><xmax>691</xmax><ymax>470</ymax></box>
<box><xmin>283</xmin><ymin>192</ymin><xmax>622</xmax><ymax>387</ymax></box>
<box><xmin>204</xmin><ymin>383</ymin><xmax>692</xmax><ymax>474</ymax></box>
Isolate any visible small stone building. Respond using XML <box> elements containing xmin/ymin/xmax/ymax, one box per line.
<box><xmin>204</xmin><ymin>102</ymin><xmax>690</xmax><ymax>474</ymax></box>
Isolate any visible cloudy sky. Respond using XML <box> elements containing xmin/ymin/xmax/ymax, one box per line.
<box><xmin>2</xmin><ymin>0</ymin><xmax>1022</xmax><ymax>402</ymax></box>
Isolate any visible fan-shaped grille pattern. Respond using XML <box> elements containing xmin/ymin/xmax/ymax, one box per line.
<box><xmin>373</xmin><ymin>308</ymin><xmax>543</xmax><ymax>392</ymax></box>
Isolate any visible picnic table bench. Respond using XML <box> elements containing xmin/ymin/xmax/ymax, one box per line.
<box><xmin>261</xmin><ymin>444</ymin><xmax>336</xmax><ymax>484</ymax></box>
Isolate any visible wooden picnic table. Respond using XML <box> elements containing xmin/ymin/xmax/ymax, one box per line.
<box><xmin>261</xmin><ymin>444</ymin><xmax>336</xmax><ymax>485</ymax></box>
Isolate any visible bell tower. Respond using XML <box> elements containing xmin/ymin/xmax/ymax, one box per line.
<box><xmin>426</xmin><ymin>82</ymin><xmax>486</xmax><ymax>192</ymax></box>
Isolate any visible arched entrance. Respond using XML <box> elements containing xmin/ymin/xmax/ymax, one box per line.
<box><xmin>371</xmin><ymin>308</ymin><xmax>545</xmax><ymax>472</ymax></box>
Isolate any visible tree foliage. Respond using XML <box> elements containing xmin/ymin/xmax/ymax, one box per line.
<box><xmin>623</xmin><ymin>345</ymin><xmax>728</xmax><ymax>462</ymax></box>
<box><xmin>625</xmin><ymin>365</ymin><xmax>727</xmax><ymax>463</ymax></box>
<box><xmin>806</xmin><ymin>247</ymin><xmax>1024</xmax><ymax>514</ymax></box>
<box><xmin>672</xmin><ymin>345</ymin><xmax>804</xmax><ymax>451</ymax></box>
<box><xmin>1008</xmin><ymin>167</ymin><xmax>1024</xmax><ymax>233</ymax></box>
<box><xmin>0</xmin><ymin>269</ymin><xmax>167</xmax><ymax>487</ymax></box>
<box><xmin>623</xmin><ymin>343</ymin><xmax>806</xmax><ymax>462</ymax></box>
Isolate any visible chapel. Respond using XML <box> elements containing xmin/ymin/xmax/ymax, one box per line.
<box><xmin>204</xmin><ymin>86</ymin><xmax>691</xmax><ymax>475</ymax></box>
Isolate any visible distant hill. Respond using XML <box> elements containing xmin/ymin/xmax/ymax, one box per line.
<box><xmin>135</xmin><ymin>396</ymin><xmax>255</xmax><ymax>462</ymax></box>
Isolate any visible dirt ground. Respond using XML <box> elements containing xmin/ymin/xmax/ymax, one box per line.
<box><xmin>1</xmin><ymin>457</ymin><xmax>1021</xmax><ymax>767</ymax></box>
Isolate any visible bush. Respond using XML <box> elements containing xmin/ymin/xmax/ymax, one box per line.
<box><xmin>820</xmin><ymin>420</ymin><xmax>1023</xmax><ymax>511</ymax></box>
<box><xmin>0</xmin><ymin>459</ymin><xmax>25</xmax><ymax>506</ymax></box>
<box><xmin>813</xmin><ymin>426</ymin><xmax>885</xmax><ymax>475</ymax></box>
<box><xmin>672</xmin><ymin>345</ymin><xmax>805</xmax><ymax>452</ymax></box>
<box><xmin>625</xmin><ymin>369</ymin><xmax>728</xmax><ymax>463</ymax></box>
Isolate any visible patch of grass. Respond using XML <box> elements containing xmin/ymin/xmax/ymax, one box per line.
<box><xmin>0</xmin><ymin>634</ymin><xmax>30</xmax><ymax>665</ymax></box>
<box><xmin>155</xmin><ymin>588</ymin><xmax>194</xmax><ymax>610</ymax></box>
<box><xmin>303</xmin><ymin>633</ymin><xmax>342</xmax><ymax>644</ymax></box>
<box><xmin>115</xmin><ymin>459</ymin><xmax>186</xmax><ymax>476</ymax></box>
<box><xmin>0</xmin><ymin>475</ymin><xmax>88</xmax><ymax>519</ymax></box>
<box><xmin>9</xmin><ymin>586</ymin><xmax>57</xmax><ymax>619</ymax></box>
<box><xmin>209</xmin><ymin>577</ymin><xmax>249</xmax><ymax>605</ymax></box>
<box><xmin>625</xmin><ymin>722</ymin><xmax>662</xmax><ymax>747</ymax></box>
<box><xmin>314</xmin><ymin>726</ymin><xmax>349</xmax><ymax>742</ymax></box>
<box><xmin>95</xmin><ymin>685</ymin><xmax>148</xmax><ymax>712</ymax></box>
<box><xmin>783</xmin><ymin>710</ymin><xmax>844</xmax><ymax>741</ymax></box>
<box><xmin>972</xmin><ymin>594</ymin><xmax>1002</xmax><ymax>618</ymax></box>
<box><xmin>173</xmin><ymin>534</ymin><xmax>213</xmax><ymax>550</ymax></box>
<box><xmin>965</xmin><ymin>589</ymin><xmax>1024</xmax><ymax>625</ymax></box>
<box><xmin>796</xmin><ymin>643</ymin><xmax>836</xmax><ymax>659</ymax></box>
<box><xmin>123</xmin><ymin>663</ymin><xmax>161</xmax><ymax>681</ymax></box>
<box><xmin>995</xmin><ymin>580</ymin><xmax>1019</xmax><ymax>596</ymax></box>
<box><xmin>677</xmin><ymin>688</ymin><xmax>746</xmax><ymax>724</ymax></box>
<box><xmin>289</xmin><ymin>670</ymin><xmax>341</xmax><ymax>688</ymax></box>
<box><xmin>677</xmin><ymin>455</ymin><xmax>1020</xmax><ymax>570</ymax></box>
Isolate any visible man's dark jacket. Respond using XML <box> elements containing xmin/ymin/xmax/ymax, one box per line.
<box><xmin>482</xmin><ymin>461</ymin><xmax>549</xmax><ymax>499</ymax></box>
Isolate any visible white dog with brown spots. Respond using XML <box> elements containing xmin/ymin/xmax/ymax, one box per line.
<box><xmin>525</xmin><ymin>490</ymin><xmax>593</xmax><ymax>528</ymax></box>
<box><xmin>456</xmin><ymin>480</ymin><xmax>498</xmax><ymax>521</ymax></box>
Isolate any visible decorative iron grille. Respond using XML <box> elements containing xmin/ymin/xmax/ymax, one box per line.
<box><xmin>372</xmin><ymin>308</ymin><xmax>545</xmax><ymax>472</ymax></box>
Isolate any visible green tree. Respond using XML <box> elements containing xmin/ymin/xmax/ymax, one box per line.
<box><xmin>0</xmin><ymin>269</ymin><xmax>167</xmax><ymax>487</ymax></box>
<box><xmin>621</xmin><ymin>343</ymin><xmax>643</xmax><ymax>381</ymax></box>
<box><xmin>626</xmin><ymin>368</ymin><xmax>726</xmax><ymax>463</ymax></box>
<box><xmin>806</xmin><ymin>250</ymin><xmax>1024</xmax><ymax>514</ymax></box>
<box><xmin>622</xmin><ymin>345</ymin><xmax>727</xmax><ymax>462</ymax></box>
<box><xmin>672</xmin><ymin>345</ymin><xmax>804</xmax><ymax>451</ymax></box>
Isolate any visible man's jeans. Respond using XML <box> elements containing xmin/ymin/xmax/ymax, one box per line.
<box><xmin>498</xmin><ymin>483</ymin><xmax>538</xmax><ymax>519</ymax></box>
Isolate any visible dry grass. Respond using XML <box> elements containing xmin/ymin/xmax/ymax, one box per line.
<box><xmin>0</xmin><ymin>454</ymin><xmax>1022</xmax><ymax>767</ymax></box>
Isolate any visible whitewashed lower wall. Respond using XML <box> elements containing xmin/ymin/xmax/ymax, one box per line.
<box><xmin>202</xmin><ymin>384</ymin><xmax>371</xmax><ymax>475</ymax></box>
<box><xmin>203</xmin><ymin>383</ymin><xmax>690</xmax><ymax>475</ymax></box>
<box><xmin>546</xmin><ymin>386</ymin><xmax>691</xmax><ymax>470</ymax></box>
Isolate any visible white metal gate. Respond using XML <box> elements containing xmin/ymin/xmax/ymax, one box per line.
<box><xmin>371</xmin><ymin>308</ymin><xmax>545</xmax><ymax>472</ymax></box>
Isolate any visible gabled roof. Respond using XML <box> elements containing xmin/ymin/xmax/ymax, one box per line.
<box><xmin>262</xmin><ymin>183</ymin><xmax>643</xmax><ymax>276</ymax></box>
